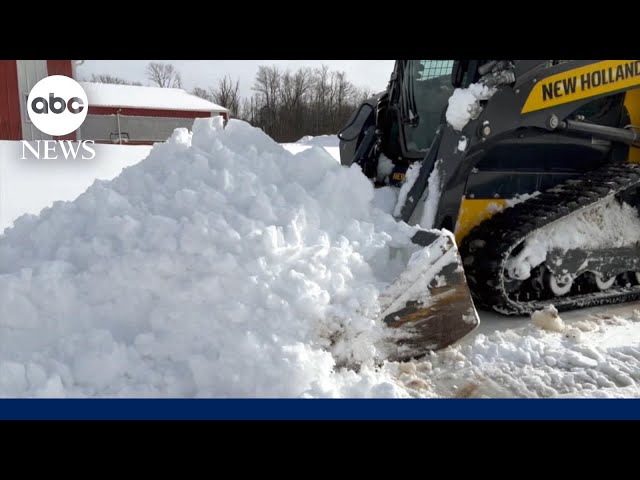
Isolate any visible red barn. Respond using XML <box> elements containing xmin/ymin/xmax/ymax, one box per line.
<box><xmin>80</xmin><ymin>82</ymin><xmax>228</xmax><ymax>145</ymax></box>
<box><xmin>0</xmin><ymin>60</ymin><xmax>77</xmax><ymax>140</ymax></box>
<box><xmin>0</xmin><ymin>60</ymin><xmax>229</xmax><ymax>143</ymax></box>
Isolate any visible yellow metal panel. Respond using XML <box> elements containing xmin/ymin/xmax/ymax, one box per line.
<box><xmin>522</xmin><ymin>60</ymin><xmax>640</xmax><ymax>114</ymax></box>
<box><xmin>624</xmin><ymin>87</ymin><xmax>640</xmax><ymax>163</ymax></box>
<box><xmin>454</xmin><ymin>198</ymin><xmax>506</xmax><ymax>244</ymax></box>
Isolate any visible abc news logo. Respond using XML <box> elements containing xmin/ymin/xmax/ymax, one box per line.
<box><xmin>22</xmin><ymin>75</ymin><xmax>95</xmax><ymax>160</ymax></box>
<box><xmin>30</xmin><ymin>93</ymin><xmax>85</xmax><ymax>115</ymax></box>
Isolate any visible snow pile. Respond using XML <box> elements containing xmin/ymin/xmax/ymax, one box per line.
<box><xmin>0</xmin><ymin>117</ymin><xmax>426</xmax><ymax>398</ymax></box>
<box><xmin>506</xmin><ymin>196</ymin><xmax>640</xmax><ymax>280</ymax></box>
<box><xmin>446</xmin><ymin>83</ymin><xmax>496</xmax><ymax>131</ymax></box>
<box><xmin>531</xmin><ymin>305</ymin><xmax>566</xmax><ymax>332</ymax></box>
<box><xmin>400</xmin><ymin>311</ymin><xmax>640</xmax><ymax>398</ymax></box>
<box><xmin>372</xmin><ymin>187</ymin><xmax>399</xmax><ymax>215</ymax></box>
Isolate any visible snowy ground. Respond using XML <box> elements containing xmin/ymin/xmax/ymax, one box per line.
<box><xmin>390</xmin><ymin>302</ymin><xmax>640</xmax><ymax>398</ymax></box>
<box><xmin>0</xmin><ymin>120</ymin><xmax>638</xmax><ymax>398</ymax></box>
<box><xmin>0</xmin><ymin>142</ymin><xmax>152</xmax><ymax>232</ymax></box>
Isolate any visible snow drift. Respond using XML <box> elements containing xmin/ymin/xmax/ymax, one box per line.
<box><xmin>0</xmin><ymin>117</ymin><xmax>425</xmax><ymax>398</ymax></box>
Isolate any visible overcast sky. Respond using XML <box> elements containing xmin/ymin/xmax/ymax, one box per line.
<box><xmin>76</xmin><ymin>60</ymin><xmax>395</xmax><ymax>98</ymax></box>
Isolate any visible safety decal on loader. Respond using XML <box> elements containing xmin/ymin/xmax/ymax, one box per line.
<box><xmin>521</xmin><ymin>60</ymin><xmax>640</xmax><ymax>113</ymax></box>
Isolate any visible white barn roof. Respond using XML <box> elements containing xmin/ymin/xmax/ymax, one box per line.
<box><xmin>80</xmin><ymin>82</ymin><xmax>229</xmax><ymax>113</ymax></box>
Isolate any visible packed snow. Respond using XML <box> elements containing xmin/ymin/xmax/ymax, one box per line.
<box><xmin>506</xmin><ymin>196</ymin><xmax>640</xmax><ymax>280</ymax></box>
<box><xmin>386</xmin><ymin>158</ymin><xmax>442</xmax><ymax>229</ymax></box>
<box><xmin>0</xmin><ymin>117</ymin><xmax>427</xmax><ymax>398</ymax></box>
<box><xmin>393</xmin><ymin>161</ymin><xmax>421</xmax><ymax>217</ymax></box>
<box><xmin>419</xmin><ymin>159</ymin><xmax>443</xmax><ymax>229</ymax></box>
<box><xmin>446</xmin><ymin>83</ymin><xmax>496</xmax><ymax>131</ymax></box>
<box><xmin>505</xmin><ymin>192</ymin><xmax>540</xmax><ymax>208</ymax></box>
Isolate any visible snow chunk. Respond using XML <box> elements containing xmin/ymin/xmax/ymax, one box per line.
<box><xmin>376</xmin><ymin>154</ymin><xmax>395</xmax><ymax>184</ymax></box>
<box><xmin>564</xmin><ymin>327</ymin><xmax>583</xmax><ymax>343</ymax></box>
<box><xmin>532</xmin><ymin>305</ymin><xmax>566</xmax><ymax>332</ymax></box>
<box><xmin>446</xmin><ymin>83</ymin><xmax>497</xmax><ymax>131</ymax></box>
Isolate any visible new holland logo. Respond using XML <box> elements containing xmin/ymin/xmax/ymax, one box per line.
<box><xmin>522</xmin><ymin>60</ymin><xmax>640</xmax><ymax>114</ymax></box>
<box><xmin>22</xmin><ymin>75</ymin><xmax>95</xmax><ymax>160</ymax></box>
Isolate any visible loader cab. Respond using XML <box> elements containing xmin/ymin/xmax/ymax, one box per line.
<box><xmin>405</xmin><ymin>60</ymin><xmax>455</xmax><ymax>153</ymax></box>
<box><xmin>383</xmin><ymin>60</ymin><xmax>456</xmax><ymax>161</ymax></box>
<box><xmin>385</xmin><ymin>59</ymin><xmax>498</xmax><ymax>160</ymax></box>
<box><xmin>339</xmin><ymin>60</ymin><xmax>477</xmax><ymax>178</ymax></box>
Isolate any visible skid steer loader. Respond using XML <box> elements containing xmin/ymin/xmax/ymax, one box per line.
<box><xmin>340</xmin><ymin>60</ymin><xmax>640</xmax><ymax>360</ymax></box>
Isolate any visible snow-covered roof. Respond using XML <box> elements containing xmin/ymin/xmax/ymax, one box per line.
<box><xmin>80</xmin><ymin>82</ymin><xmax>229</xmax><ymax>113</ymax></box>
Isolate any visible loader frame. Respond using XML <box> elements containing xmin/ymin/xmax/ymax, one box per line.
<box><xmin>340</xmin><ymin>60</ymin><xmax>640</xmax><ymax>242</ymax></box>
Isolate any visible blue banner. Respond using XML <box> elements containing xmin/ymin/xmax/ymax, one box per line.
<box><xmin>1</xmin><ymin>399</ymin><xmax>639</xmax><ymax>420</ymax></box>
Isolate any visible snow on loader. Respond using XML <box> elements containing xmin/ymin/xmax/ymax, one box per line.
<box><xmin>339</xmin><ymin>60</ymin><xmax>640</xmax><ymax>361</ymax></box>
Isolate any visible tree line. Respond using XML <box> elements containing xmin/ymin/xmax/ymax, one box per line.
<box><xmin>87</xmin><ymin>62</ymin><xmax>372</xmax><ymax>142</ymax></box>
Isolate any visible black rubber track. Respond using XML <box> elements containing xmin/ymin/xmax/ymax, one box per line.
<box><xmin>459</xmin><ymin>163</ymin><xmax>640</xmax><ymax>315</ymax></box>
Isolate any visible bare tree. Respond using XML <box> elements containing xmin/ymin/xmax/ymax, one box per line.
<box><xmin>210</xmin><ymin>75</ymin><xmax>241</xmax><ymax>116</ymax></box>
<box><xmin>146</xmin><ymin>62</ymin><xmax>183</xmax><ymax>88</ymax></box>
<box><xmin>89</xmin><ymin>73</ymin><xmax>142</xmax><ymax>85</ymax></box>
<box><xmin>192</xmin><ymin>87</ymin><xmax>212</xmax><ymax>101</ymax></box>
<box><xmin>281</xmin><ymin>68</ymin><xmax>313</xmax><ymax>111</ymax></box>
<box><xmin>356</xmin><ymin>87</ymin><xmax>373</xmax><ymax>103</ymax></box>
<box><xmin>244</xmin><ymin>63</ymin><xmax>369</xmax><ymax>142</ymax></box>
<box><xmin>333</xmin><ymin>71</ymin><xmax>355</xmax><ymax>108</ymax></box>
<box><xmin>238</xmin><ymin>97</ymin><xmax>255</xmax><ymax>123</ymax></box>
<box><xmin>252</xmin><ymin>65</ymin><xmax>282</xmax><ymax>136</ymax></box>
<box><xmin>253</xmin><ymin>66</ymin><xmax>281</xmax><ymax>110</ymax></box>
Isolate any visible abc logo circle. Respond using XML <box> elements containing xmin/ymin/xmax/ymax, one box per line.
<box><xmin>27</xmin><ymin>75</ymin><xmax>88</xmax><ymax>136</ymax></box>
